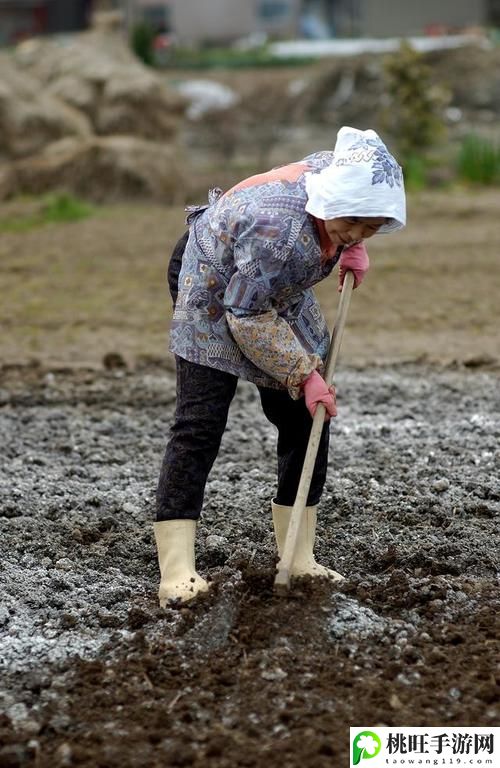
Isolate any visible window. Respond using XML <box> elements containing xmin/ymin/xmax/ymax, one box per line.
<box><xmin>258</xmin><ymin>1</ymin><xmax>291</xmax><ymax>21</ymax></box>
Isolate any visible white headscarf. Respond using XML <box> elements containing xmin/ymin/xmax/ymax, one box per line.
<box><xmin>305</xmin><ymin>126</ymin><xmax>406</xmax><ymax>233</ymax></box>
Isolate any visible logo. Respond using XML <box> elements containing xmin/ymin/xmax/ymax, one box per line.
<box><xmin>350</xmin><ymin>727</ymin><xmax>498</xmax><ymax>767</ymax></box>
<box><xmin>352</xmin><ymin>731</ymin><xmax>382</xmax><ymax>765</ymax></box>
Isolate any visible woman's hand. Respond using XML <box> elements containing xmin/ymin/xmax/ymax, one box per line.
<box><xmin>338</xmin><ymin>241</ymin><xmax>369</xmax><ymax>291</ymax></box>
<box><xmin>302</xmin><ymin>370</ymin><xmax>337</xmax><ymax>421</ymax></box>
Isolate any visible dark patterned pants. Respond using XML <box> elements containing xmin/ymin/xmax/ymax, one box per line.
<box><xmin>155</xmin><ymin>232</ymin><xmax>330</xmax><ymax>521</ymax></box>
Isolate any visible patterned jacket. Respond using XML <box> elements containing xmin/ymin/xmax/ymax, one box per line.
<box><xmin>170</xmin><ymin>151</ymin><xmax>342</xmax><ymax>396</ymax></box>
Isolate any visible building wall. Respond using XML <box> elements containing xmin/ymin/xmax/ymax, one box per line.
<box><xmin>331</xmin><ymin>0</ymin><xmax>362</xmax><ymax>37</ymax></box>
<box><xmin>0</xmin><ymin>2</ymin><xmax>48</xmax><ymax>45</ymax></box>
<box><xmin>487</xmin><ymin>0</ymin><xmax>500</xmax><ymax>25</ymax></box>
<box><xmin>359</xmin><ymin>0</ymin><xmax>487</xmax><ymax>37</ymax></box>
<box><xmin>169</xmin><ymin>0</ymin><xmax>301</xmax><ymax>45</ymax></box>
<box><xmin>0</xmin><ymin>0</ymin><xmax>90</xmax><ymax>45</ymax></box>
<box><xmin>170</xmin><ymin>0</ymin><xmax>256</xmax><ymax>45</ymax></box>
<box><xmin>47</xmin><ymin>0</ymin><xmax>91</xmax><ymax>33</ymax></box>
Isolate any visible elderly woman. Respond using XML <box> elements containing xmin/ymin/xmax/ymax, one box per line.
<box><xmin>155</xmin><ymin>126</ymin><xmax>406</xmax><ymax>605</ymax></box>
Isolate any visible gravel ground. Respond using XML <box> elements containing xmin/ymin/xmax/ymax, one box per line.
<box><xmin>0</xmin><ymin>362</ymin><xmax>499</xmax><ymax>767</ymax></box>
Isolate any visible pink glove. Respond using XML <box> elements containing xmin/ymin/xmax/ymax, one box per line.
<box><xmin>302</xmin><ymin>370</ymin><xmax>337</xmax><ymax>421</ymax></box>
<box><xmin>338</xmin><ymin>242</ymin><xmax>369</xmax><ymax>291</ymax></box>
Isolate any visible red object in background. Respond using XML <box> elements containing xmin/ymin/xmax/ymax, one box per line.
<box><xmin>33</xmin><ymin>3</ymin><xmax>49</xmax><ymax>35</ymax></box>
<box><xmin>153</xmin><ymin>33</ymin><xmax>174</xmax><ymax>51</ymax></box>
<box><xmin>10</xmin><ymin>2</ymin><xmax>49</xmax><ymax>43</ymax></box>
<box><xmin>424</xmin><ymin>23</ymin><xmax>451</xmax><ymax>36</ymax></box>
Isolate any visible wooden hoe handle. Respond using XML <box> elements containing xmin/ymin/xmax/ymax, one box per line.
<box><xmin>273</xmin><ymin>270</ymin><xmax>355</xmax><ymax>595</ymax></box>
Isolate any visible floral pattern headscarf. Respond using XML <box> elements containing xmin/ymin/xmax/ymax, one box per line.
<box><xmin>305</xmin><ymin>126</ymin><xmax>406</xmax><ymax>233</ymax></box>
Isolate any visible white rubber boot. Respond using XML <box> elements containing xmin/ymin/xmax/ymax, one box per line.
<box><xmin>272</xmin><ymin>500</ymin><xmax>344</xmax><ymax>582</ymax></box>
<box><xmin>154</xmin><ymin>520</ymin><xmax>209</xmax><ymax>606</ymax></box>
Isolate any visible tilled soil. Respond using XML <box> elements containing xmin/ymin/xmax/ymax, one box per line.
<box><xmin>0</xmin><ymin>362</ymin><xmax>499</xmax><ymax>768</ymax></box>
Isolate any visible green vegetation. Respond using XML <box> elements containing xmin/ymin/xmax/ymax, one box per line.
<box><xmin>42</xmin><ymin>193</ymin><xmax>95</xmax><ymax>223</ymax></box>
<box><xmin>0</xmin><ymin>194</ymin><xmax>95</xmax><ymax>233</ymax></box>
<box><xmin>161</xmin><ymin>45</ymin><xmax>313</xmax><ymax>70</ymax></box>
<box><xmin>379</xmin><ymin>43</ymin><xmax>500</xmax><ymax>190</ymax></box>
<box><xmin>401</xmin><ymin>154</ymin><xmax>428</xmax><ymax>191</ymax></box>
<box><xmin>131</xmin><ymin>21</ymin><xmax>155</xmax><ymax>67</ymax></box>
<box><xmin>457</xmin><ymin>134</ymin><xmax>500</xmax><ymax>185</ymax></box>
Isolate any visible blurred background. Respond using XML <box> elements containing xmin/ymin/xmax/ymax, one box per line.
<box><xmin>1</xmin><ymin>0</ymin><xmax>499</xmax><ymax>370</ymax></box>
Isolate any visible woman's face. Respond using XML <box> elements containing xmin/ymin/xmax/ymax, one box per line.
<box><xmin>324</xmin><ymin>216</ymin><xmax>386</xmax><ymax>246</ymax></box>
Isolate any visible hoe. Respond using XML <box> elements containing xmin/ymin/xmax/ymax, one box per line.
<box><xmin>274</xmin><ymin>270</ymin><xmax>355</xmax><ymax>595</ymax></box>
